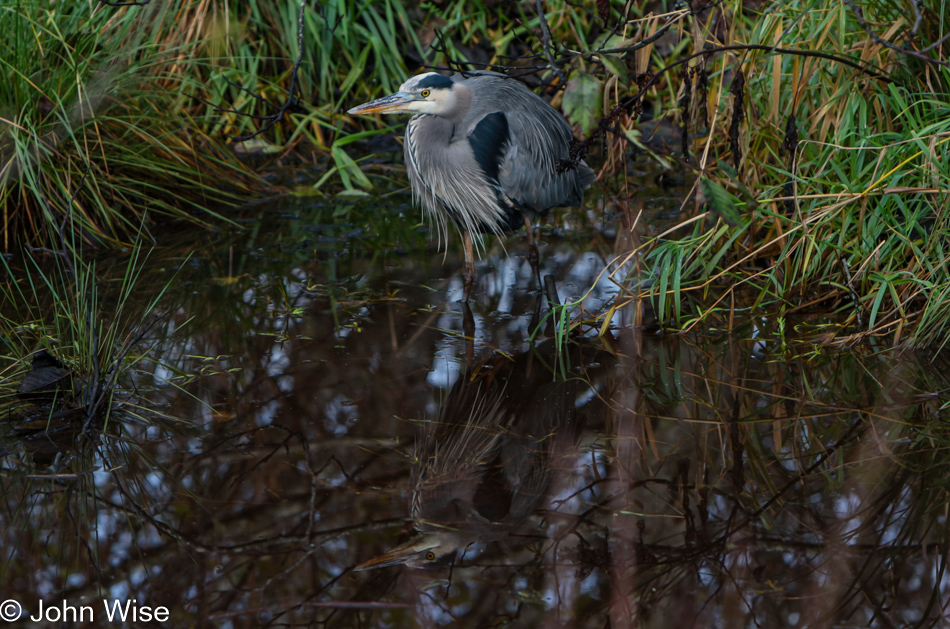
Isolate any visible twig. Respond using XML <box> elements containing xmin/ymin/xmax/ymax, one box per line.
<box><xmin>535</xmin><ymin>0</ymin><xmax>568</xmax><ymax>84</ymax></box>
<box><xmin>200</xmin><ymin>0</ymin><xmax>309</xmax><ymax>142</ymax></box>
<box><xmin>843</xmin><ymin>0</ymin><xmax>949</xmax><ymax>67</ymax></box>
<box><xmin>593</xmin><ymin>21</ymin><xmax>676</xmax><ymax>57</ymax></box>
<box><xmin>839</xmin><ymin>256</ymin><xmax>864</xmax><ymax>329</ymax></box>
<box><xmin>312</xmin><ymin>0</ymin><xmax>344</xmax><ymax>35</ymax></box>
<box><xmin>570</xmin><ymin>43</ymin><xmax>890</xmax><ymax>165</ymax></box>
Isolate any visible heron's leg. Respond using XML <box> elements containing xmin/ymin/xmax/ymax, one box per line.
<box><xmin>523</xmin><ymin>216</ymin><xmax>542</xmax><ymax>290</ymax></box>
<box><xmin>529</xmin><ymin>275</ymin><xmax>561</xmax><ymax>335</ymax></box>
<box><xmin>462</xmin><ymin>229</ymin><xmax>475</xmax><ymax>300</ymax></box>
<box><xmin>462</xmin><ymin>300</ymin><xmax>475</xmax><ymax>369</ymax></box>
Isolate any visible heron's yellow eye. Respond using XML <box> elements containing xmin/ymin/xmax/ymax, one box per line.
<box><xmin>425</xmin><ymin>551</ymin><xmax>436</xmax><ymax>561</ymax></box>
<box><xmin>421</xmin><ymin>89</ymin><xmax>431</xmax><ymax>98</ymax></box>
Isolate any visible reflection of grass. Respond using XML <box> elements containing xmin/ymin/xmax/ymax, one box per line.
<box><xmin>0</xmin><ymin>237</ymin><xmax>179</xmax><ymax>460</ymax></box>
<box><xmin>614</xmin><ymin>333</ymin><xmax>950</xmax><ymax>625</ymax></box>
<box><xmin>0</xmin><ymin>236</ymin><xmax>203</xmax><ymax>604</ymax></box>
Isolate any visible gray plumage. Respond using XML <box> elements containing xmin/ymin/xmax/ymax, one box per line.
<box><xmin>401</xmin><ymin>72</ymin><xmax>596</xmax><ymax>248</ymax></box>
<box><xmin>348</xmin><ymin>72</ymin><xmax>596</xmax><ymax>273</ymax></box>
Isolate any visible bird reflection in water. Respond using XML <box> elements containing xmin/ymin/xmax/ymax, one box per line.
<box><xmin>355</xmin><ymin>348</ymin><xmax>581</xmax><ymax>570</ymax></box>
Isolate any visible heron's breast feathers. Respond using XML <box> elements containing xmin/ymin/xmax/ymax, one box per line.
<box><xmin>405</xmin><ymin>114</ymin><xmax>515</xmax><ymax>246</ymax></box>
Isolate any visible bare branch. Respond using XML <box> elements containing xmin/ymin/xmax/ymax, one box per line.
<box><xmin>843</xmin><ymin>0</ymin><xmax>949</xmax><ymax>67</ymax></box>
<box><xmin>196</xmin><ymin>0</ymin><xmax>310</xmax><ymax>142</ymax></box>
<box><xmin>535</xmin><ymin>0</ymin><xmax>568</xmax><ymax>84</ymax></box>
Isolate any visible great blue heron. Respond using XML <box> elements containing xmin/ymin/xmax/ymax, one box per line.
<box><xmin>347</xmin><ymin>71</ymin><xmax>596</xmax><ymax>297</ymax></box>
<box><xmin>353</xmin><ymin>350</ymin><xmax>580</xmax><ymax>570</ymax></box>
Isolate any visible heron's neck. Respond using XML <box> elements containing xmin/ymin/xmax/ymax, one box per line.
<box><xmin>440</xmin><ymin>83</ymin><xmax>473</xmax><ymax>125</ymax></box>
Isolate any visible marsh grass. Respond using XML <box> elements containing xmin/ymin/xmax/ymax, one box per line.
<box><xmin>606</xmin><ymin>2</ymin><xmax>950</xmax><ymax>347</ymax></box>
<box><xmin>0</xmin><ymin>231</ymin><xmax>209</xmax><ymax>598</ymax></box>
<box><xmin>0</xmin><ymin>1</ymin><xmax>265</xmax><ymax>249</ymax></box>
<box><xmin>174</xmin><ymin>0</ymin><xmax>426</xmax><ymax>186</ymax></box>
<box><xmin>0</xmin><ymin>0</ymin><xmax>441</xmax><ymax>245</ymax></box>
<box><xmin>628</xmin><ymin>67</ymin><xmax>950</xmax><ymax>344</ymax></box>
<box><xmin>0</xmin><ymin>224</ymin><xmax>184</xmax><ymax>457</ymax></box>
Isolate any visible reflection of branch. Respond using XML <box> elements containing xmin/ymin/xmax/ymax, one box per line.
<box><xmin>843</xmin><ymin>0</ymin><xmax>950</xmax><ymax>67</ymax></box>
<box><xmin>98</xmin><ymin>482</ymin><xmax>405</xmax><ymax>553</ymax></box>
<box><xmin>716</xmin><ymin>420</ymin><xmax>865</xmax><ymax>552</ymax></box>
<box><xmin>626</xmin><ymin>419</ymin><xmax>867</xmax><ymax>583</ymax></box>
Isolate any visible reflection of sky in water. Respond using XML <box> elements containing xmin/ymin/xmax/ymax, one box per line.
<box><xmin>323</xmin><ymin>395</ymin><xmax>359</xmax><ymax>435</ymax></box>
<box><xmin>427</xmin><ymin>336</ymin><xmax>463</xmax><ymax>390</ymax></box>
<box><xmin>424</xmin><ymin>243</ymin><xmax>628</xmax><ymax>351</ymax></box>
<box><xmin>257</xmin><ymin>400</ymin><xmax>280</xmax><ymax>426</ymax></box>
<box><xmin>264</xmin><ymin>340</ymin><xmax>292</xmax><ymax>396</ymax></box>
<box><xmin>565</xmin><ymin>251</ymin><xmax>622</xmax><ymax>319</ymax></box>
<box><xmin>491</xmin><ymin>257</ymin><xmax>521</xmax><ymax>314</ymax></box>
<box><xmin>417</xmin><ymin>593</ymin><xmax>452</xmax><ymax>626</ymax></box>
<box><xmin>833</xmin><ymin>490</ymin><xmax>865</xmax><ymax>545</ymax></box>
<box><xmin>880</xmin><ymin>484</ymin><xmax>912</xmax><ymax>545</ymax></box>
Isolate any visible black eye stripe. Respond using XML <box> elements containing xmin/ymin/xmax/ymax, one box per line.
<box><xmin>414</xmin><ymin>74</ymin><xmax>454</xmax><ymax>90</ymax></box>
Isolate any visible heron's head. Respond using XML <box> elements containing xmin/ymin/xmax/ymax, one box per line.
<box><xmin>352</xmin><ymin>529</ymin><xmax>469</xmax><ymax>571</ymax></box>
<box><xmin>347</xmin><ymin>73</ymin><xmax>462</xmax><ymax>117</ymax></box>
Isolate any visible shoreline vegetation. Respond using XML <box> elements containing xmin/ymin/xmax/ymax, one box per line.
<box><xmin>1</xmin><ymin>0</ymin><xmax>948</xmax><ymax>346</ymax></box>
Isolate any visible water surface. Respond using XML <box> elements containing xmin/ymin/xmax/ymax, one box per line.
<box><xmin>3</xmin><ymin>194</ymin><xmax>950</xmax><ymax>628</ymax></box>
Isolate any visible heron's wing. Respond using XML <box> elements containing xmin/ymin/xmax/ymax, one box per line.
<box><xmin>471</xmin><ymin>451</ymin><xmax>513</xmax><ymax>522</ymax></box>
<box><xmin>467</xmin><ymin>112</ymin><xmax>508</xmax><ymax>183</ymax></box>
<box><xmin>502</xmin><ymin>379</ymin><xmax>580</xmax><ymax>521</ymax></box>
<box><xmin>458</xmin><ymin>74</ymin><xmax>596</xmax><ymax>212</ymax></box>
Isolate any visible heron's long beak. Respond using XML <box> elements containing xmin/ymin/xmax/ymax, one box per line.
<box><xmin>352</xmin><ymin>539</ymin><xmax>432</xmax><ymax>571</ymax></box>
<box><xmin>347</xmin><ymin>91</ymin><xmax>418</xmax><ymax>115</ymax></box>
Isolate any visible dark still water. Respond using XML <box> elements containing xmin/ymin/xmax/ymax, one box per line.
<box><xmin>2</xmin><ymin>197</ymin><xmax>950</xmax><ymax>628</ymax></box>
